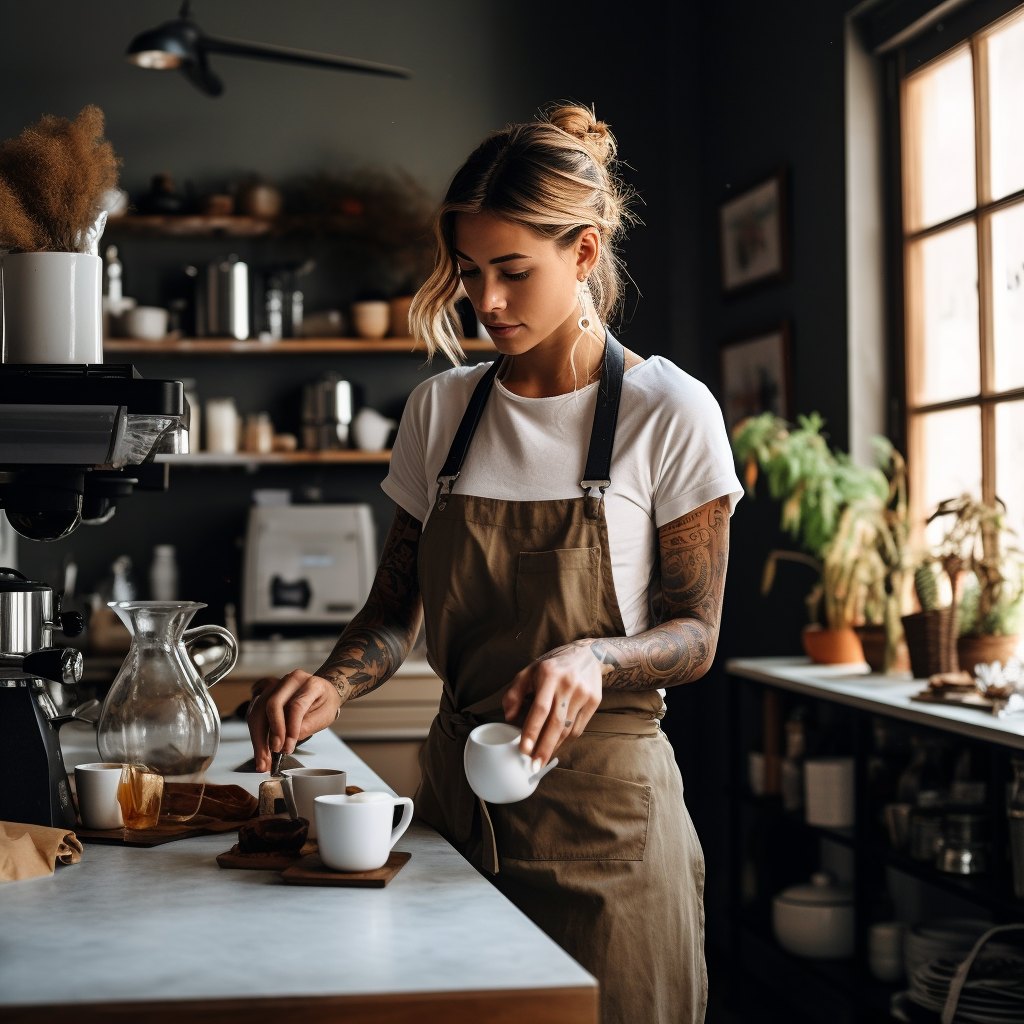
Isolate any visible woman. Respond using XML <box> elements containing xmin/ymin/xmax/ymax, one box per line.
<box><xmin>247</xmin><ymin>105</ymin><xmax>743</xmax><ymax>1024</ymax></box>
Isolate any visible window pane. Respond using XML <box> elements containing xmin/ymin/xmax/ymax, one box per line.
<box><xmin>909</xmin><ymin>221</ymin><xmax>980</xmax><ymax>405</ymax></box>
<box><xmin>904</xmin><ymin>49</ymin><xmax>977</xmax><ymax>231</ymax></box>
<box><xmin>992</xmin><ymin>202</ymin><xmax>1024</xmax><ymax>391</ymax></box>
<box><xmin>996</xmin><ymin>401</ymin><xmax>1024</xmax><ymax>540</ymax></box>
<box><xmin>987</xmin><ymin>10</ymin><xmax>1024</xmax><ymax>201</ymax></box>
<box><xmin>914</xmin><ymin>406</ymin><xmax>983</xmax><ymax>546</ymax></box>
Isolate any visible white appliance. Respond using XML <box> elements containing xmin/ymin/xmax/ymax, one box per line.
<box><xmin>241</xmin><ymin>504</ymin><xmax>376</xmax><ymax>630</ymax></box>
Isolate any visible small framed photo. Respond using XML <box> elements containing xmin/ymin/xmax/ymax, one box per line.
<box><xmin>719</xmin><ymin>322</ymin><xmax>793</xmax><ymax>433</ymax></box>
<box><xmin>719</xmin><ymin>169</ymin><xmax>788</xmax><ymax>294</ymax></box>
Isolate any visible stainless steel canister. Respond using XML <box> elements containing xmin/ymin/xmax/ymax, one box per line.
<box><xmin>0</xmin><ymin>568</ymin><xmax>54</xmax><ymax>654</ymax></box>
<box><xmin>302</xmin><ymin>372</ymin><xmax>353</xmax><ymax>450</ymax></box>
<box><xmin>205</xmin><ymin>255</ymin><xmax>250</xmax><ymax>341</ymax></box>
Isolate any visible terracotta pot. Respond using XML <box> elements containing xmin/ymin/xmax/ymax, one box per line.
<box><xmin>956</xmin><ymin>634</ymin><xmax>1022</xmax><ymax>676</ymax></box>
<box><xmin>801</xmin><ymin>626</ymin><xmax>865</xmax><ymax>665</ymax></box>
<box><xmin>853</xmin><ymin>625</ymin><xmax>911</xmax><ymax>674</ymax></box>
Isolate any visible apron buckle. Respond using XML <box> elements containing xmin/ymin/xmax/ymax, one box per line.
<box><xmin>580</xmin><ymin>478</ymin><xmax>609</xmax><ymax>518</ymax></box>
<box><xmin>435</xmin><ymin>473</ymin><xmax>460</xmax><ymax>512</ymax></box>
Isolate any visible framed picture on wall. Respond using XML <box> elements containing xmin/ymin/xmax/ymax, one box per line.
<box><xmin>719</xmin><ymin>321</ymin><xmax>793</xmax><ymax>433</ymax></box>
<box><xmin>719</xmin><ymin>169</ymin><xmax>788</xmax><ymax>294</ymax></box>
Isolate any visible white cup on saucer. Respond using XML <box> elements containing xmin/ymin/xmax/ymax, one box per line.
<box><xmin>280</xmin><ymin>767</ymin><xmax>347</xmax><ymax>839</ymax></box>
<box><xmin>74</xmin><ymin>762</ymin><xmax>125</xmax><ymax>829</ymax></box>
<box><xmin>314</xmin><ymin>791</ymin><xmax>413</xmax><ymax>872</ymax></box>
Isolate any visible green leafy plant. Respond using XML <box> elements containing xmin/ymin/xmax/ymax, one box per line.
<box><xmin>732</xmin><ymin>413</ymin><xmax>909</xmax><ymax>654</ymax></box>
<box><xmin>928</xmin><ymin>495</ymin><xmax>1024</xmax><ymax>638</ymax></box>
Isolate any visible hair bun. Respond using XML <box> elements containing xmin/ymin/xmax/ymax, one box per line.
<box><xmin>547</xmin><ymin>104</ymin><xmax>617</xmax><ymax>168</ymax></box>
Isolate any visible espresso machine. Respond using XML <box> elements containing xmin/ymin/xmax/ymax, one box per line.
<box><xmin>0</xmin><ymin>567</ymin><xmax>86</xmax><ymax>828</ymax></box>
<box><xmin>0</xmin><ymin>364</ymin><xmax>189</xmax><ymax>827</ymax></box>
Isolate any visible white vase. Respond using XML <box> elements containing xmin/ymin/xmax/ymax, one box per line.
<box><xmin>1</xmin><ymin>252</ymin><xmax>103</xmax><ymax>364</ymax></box>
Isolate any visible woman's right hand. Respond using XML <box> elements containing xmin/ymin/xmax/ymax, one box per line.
<box><xmin>246</xmin><ymin>670</ymin><xmax>344</xmax><ymax>773</ymax></box>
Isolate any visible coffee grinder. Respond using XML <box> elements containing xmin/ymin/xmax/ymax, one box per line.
<box><xmin>0</xmin><ymin>567</ymin><xmax>85</xmax><ymax>828</ymax></box>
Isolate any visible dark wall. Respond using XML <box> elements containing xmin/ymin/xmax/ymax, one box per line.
<box><xmin>666</xmin><ymin>0</ymin><xmax>861</xmax><ymax>954</ymax></box>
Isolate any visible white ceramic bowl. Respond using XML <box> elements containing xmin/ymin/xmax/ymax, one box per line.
<box><xmin>351</xmin><ymin>300</ymin><xmax>390</xmax><ymax>339</ymax></box>
<box><xmin>463</xmin><ymin>722</ymin><xmax>558</xmax><ymax>804</ymax></box>
<box><xmin>123</xmin><ymin>305</ymin><xmax>169</xmax><ymax>342</ymax></box>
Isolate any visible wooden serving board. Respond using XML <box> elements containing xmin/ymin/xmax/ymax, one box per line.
<box><xmin>217</xmin><ymin>840</ymin><xmax>317</xmax><ymax>870</ymax></box>
<box><xmin>76</xmin><ymin>820</ymin><xmax>249</xmax><ymax>847</ymax></box>
<box><xmin>281</xmin><ymin>850</ymin><xmax>411</xmax><ymax>888</ymax></box>
<box><xmin>911</xmin><ymin>690</ymin><xmax>1002</xmax><ymax>714</ymax></box>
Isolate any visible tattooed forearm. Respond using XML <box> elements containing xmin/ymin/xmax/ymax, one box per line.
<box><xmin>567</xmin><ymin>496</ymin><xmax>730</xmax><ymax>691</ymax></box>
<box><xmin>314</xmin><ymin>506</ymin><xmax>424</xmax><ymax>703</ymax></box>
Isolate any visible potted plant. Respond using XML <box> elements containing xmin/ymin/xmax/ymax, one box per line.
<box><xmin>0</xmin><ymin>106</ymin><xmax>120</xmax><ymax>364</ymax></box>
<box><xmin>733</xmin><ymin>412</ymin><xmax>909</xmax><ymax>667</ymax></box>
<box><xmin>927</xmin><ymin>495</ymin><xmax>1024</xmax><ymax>675</ymax></box>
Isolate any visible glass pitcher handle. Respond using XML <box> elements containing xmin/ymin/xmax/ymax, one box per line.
<box><xmin>183</xmin><ymin>625</ymin><xmax>238</xmax><ymax>688</ymax></box>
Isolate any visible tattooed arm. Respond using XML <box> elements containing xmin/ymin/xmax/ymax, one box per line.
<box><xmin>247</xmin><ymin>506</ymin><xmax>423</xmax><ymax>771</ymax></box>
<box><xmin>588</xmin><ymin>495</ymin><xmax>730</xmax><ymax>689</ymax></box>
<box><xmin>504</xmin><ymin>496</ymin><xmax>730</xmax><ymax>767</ymax></box>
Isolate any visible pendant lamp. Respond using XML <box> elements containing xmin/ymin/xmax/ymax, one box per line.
<box><xmin>126</xmin><ymin>2</ymin><xmax>411</xmax><ymax>96</ymax></box>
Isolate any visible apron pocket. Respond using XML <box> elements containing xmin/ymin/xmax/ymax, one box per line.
<box><xmin>490</xmin><ymin>766</ymin><xmax>651</xmax><ymax>862</ymax></box>
<box><xmin>515</xmin><ymin>546</ymin><xmax>601</xmax><ymax>659</ymax></box>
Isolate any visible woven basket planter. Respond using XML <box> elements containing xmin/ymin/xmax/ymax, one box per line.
<box><xmin>957</xmin><ymin>634</ymin><xmax>1021</xmax><ymax>676</ymax></box>
<box><xmin>901</xmin><ymin>609</ymin><xmax>958</xmax><ymax>679</ymax></box>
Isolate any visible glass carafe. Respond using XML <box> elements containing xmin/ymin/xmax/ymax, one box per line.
<box><xmin>97</xmin><ymin>602</ymin><xmax>237</xmax><ymax>823</ymax></box>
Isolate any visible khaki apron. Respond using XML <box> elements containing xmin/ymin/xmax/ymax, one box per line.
<box><xmin>414</xmin><ymin>332</ymin><xmax>708</xmax><ymax>1024</ymax></box>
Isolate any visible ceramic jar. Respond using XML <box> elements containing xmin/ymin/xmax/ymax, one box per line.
<box><xmin>772</xmin><ymin>872</ymin><xmax>854</xmax><ymax>959</ymax></box>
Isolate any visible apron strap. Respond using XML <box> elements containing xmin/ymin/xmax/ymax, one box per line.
<box><xmin>434</xmin><ymin>329</ymin><xmax>626</xmax><ymax>509</ymax></box>
<box><xmin>580</xmin><ymin>331</ymin><xmax>625</xmax><ymax>500</ymax></box>
<box><xmin>434</xmin><ymin>357</ymin><xmax>503</xmax><ymax>508</ymax></box>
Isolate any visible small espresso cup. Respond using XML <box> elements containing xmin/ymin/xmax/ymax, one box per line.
<box><xmin>314</xmin><ymin>791</ymin><xmax>414</xmax><ymax>872</ymax></box>
<box><xmin>281</xmin><ymin>768</ymin><xmax>347</xmax><ymax>839</ymax></box>
<box><xmin>74</xmin><ymin>762</ymin><xmax>125</xmax><ymax>829</ymax></box>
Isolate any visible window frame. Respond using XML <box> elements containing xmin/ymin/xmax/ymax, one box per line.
<box><xmin>893</xmin><ymin>4</ymin><xmax>1024</xmax><ymax>540</ymax></box>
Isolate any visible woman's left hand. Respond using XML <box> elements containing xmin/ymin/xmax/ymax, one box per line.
<box><xmin>502</xmin><ymin>642</ymin><xmax>603</xmax><ymax>771</ymax></box>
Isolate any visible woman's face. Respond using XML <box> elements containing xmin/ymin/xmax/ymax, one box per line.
<box><xmin>453</xmin><ymin>212</ymin><xmax>598</xmax><ymax>354</ymax></box>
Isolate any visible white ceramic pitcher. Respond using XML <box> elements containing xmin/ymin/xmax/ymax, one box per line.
<box><xmin>463</xmin><ymin>722</ymin><xmax>558</xmax><ymax>804</ymax></box>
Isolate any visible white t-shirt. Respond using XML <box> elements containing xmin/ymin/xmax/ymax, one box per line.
<box><xmin>382</xmin><ymin>355</ymin><xmax>744</xmax><ymax>637</ymax></box>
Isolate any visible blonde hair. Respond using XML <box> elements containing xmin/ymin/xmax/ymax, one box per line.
<box><xmin>409</xmin><ymin>104</ymin><xmax>634</xmax><ymax>363</ymax></box>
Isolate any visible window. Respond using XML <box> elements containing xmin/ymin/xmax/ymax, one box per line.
<box><xmin>901</xmin><ymin>5</ymin><xmax>1024</xmax><ymax>544</ymax></box>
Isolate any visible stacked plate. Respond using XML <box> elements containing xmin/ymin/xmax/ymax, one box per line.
<box><xmin>904</xmin><ymin>920</ymin><xmax>995</xmax><ymax>979</ymax></box>
<box><xmin>907</xmin><ymin>951</ymin><xmax>1024</xmax><ymax>1023</ymax></box>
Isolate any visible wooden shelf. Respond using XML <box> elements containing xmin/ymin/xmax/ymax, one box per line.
<box><xmin>104</xmin><ymin>213</ymin><xmax>366</xmax><ymax>237</ymax></box>
<box><xmin>103</xmin><ymin>337</ymin><xmax>497</xmax><ymax>356</ymax></box>
<box><xmin>156</xmin><ymin>450</ymin><xmax>391</xmax><ymax>466</ymax></box>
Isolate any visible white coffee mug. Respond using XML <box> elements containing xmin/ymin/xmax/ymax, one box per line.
<box><xmin>314</xmin><ymin>791</ymin><xmax>413</xmax><ymax>872</ymax></box>
<box><xmin>280</xmin><ymin>767</ymin><xmax>347</xmax><ymax>839</ymax></box>
<box><xmin>75</xmin><ymin>762</ymin><xmax>125</xmax><ymax>829</ymax></box>
<box><xmin>464</xmin><ymin>722</ymin><xmax>558</xmax><ymax>804</ymax></box>
<box><xmin>2</xmin><ymin>252</ymin><xmax>103</xmax><ymax>363</ymax></box>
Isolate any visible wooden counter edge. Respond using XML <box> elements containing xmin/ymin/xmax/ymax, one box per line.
<box><xmin>2</xmin><ymin>984</ymin><xmax>599</xmax><ymax>1024</ymax></box>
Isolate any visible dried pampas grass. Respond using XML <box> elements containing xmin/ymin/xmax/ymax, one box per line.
<box><xmin>0</xmin><ymin>105</ymin><xmax>120</xmax><ymax>254</ymax></box>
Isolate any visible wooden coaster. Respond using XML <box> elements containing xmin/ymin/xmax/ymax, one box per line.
<box><xmin>217</xmin><ymin>840</ymin><xmax>317</xmax><ymax>870</ymax></box>
<box><xmin>281</xmin><ymin>850</ymin><xmax>411</xmax><ymax>888</ymax></box>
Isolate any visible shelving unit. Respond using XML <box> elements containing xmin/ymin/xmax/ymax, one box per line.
<box><xmin>104</xmin><ymin>337</ymin><xmax>497</xmax><ymax>356</ymax></box>
<box><xmin>104</xmin><ymin>213</ymin><xmax>366</xmax><ymax>237</ymax></box>
<box><xmin>156</xmin><ymin>450</ymin><xmax>391</xmax><ymax>466</ymax></box>
<box><xmin>725</xmin><ymin>657</ymin><xmax>1024</xmax><ymax>1024</ymax></box>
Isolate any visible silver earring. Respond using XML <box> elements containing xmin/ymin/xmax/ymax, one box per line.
<box><xmin>577</xmin><ymin>281</ymin><xmax>591</xmax><ymax>332</ymax></box>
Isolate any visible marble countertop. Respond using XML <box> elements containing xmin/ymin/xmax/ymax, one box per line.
<box><xmin>726</xmin><ymin>655</ymin><xmax>1024</xmax><ymax>749</ymax></box>
<box><xmin>0</xmin><ymin>722</ymin><xmax>594</xmax><ymax>1012</ymax></box>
